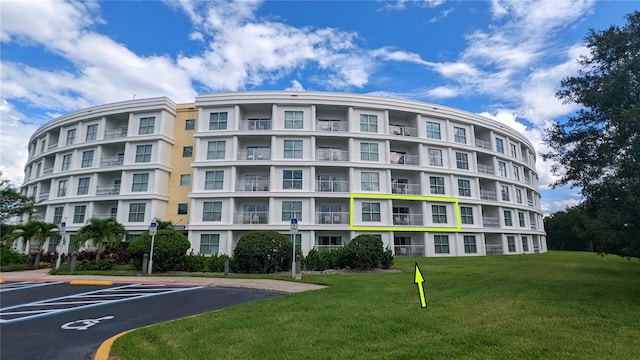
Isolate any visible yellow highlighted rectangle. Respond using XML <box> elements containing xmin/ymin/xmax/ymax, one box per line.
<box><xmin>349</xmin><ymin>193</ymin><xmax>461</xmax><ymax>232</ymax></box>
<box><xmin>69</xmin><ymin>280</ymin><xmax>114</xmax><ymax>286</ymax></box>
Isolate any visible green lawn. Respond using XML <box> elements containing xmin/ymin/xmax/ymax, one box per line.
<box><xmin>111</xmin><ymin>251</ymin><xmax>640</xmax><ymax>360</ymax></box>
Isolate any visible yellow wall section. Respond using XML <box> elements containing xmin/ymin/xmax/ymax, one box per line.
<box><xmin>166</xmin><ymin>104</ymin><xmax>197</xmax><ymax>227</ymax></box>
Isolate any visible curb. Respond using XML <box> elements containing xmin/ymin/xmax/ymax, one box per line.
<box><xmin>69</xmin><ymin>280</ymin><xmax>114</xmax><ymax>286</ymax></box>
<box><xmin>93</xmin><ymin>329</ymin><xmax>134</xmax><ymax>360</ymax></box>
<box><xmin>0</xmin><ymin>279</ymin><xmax>5</xmax><ymax>284</ymax></box>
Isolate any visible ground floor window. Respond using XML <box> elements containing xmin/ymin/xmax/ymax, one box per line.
<box><xmin>463</xmin><ymin>235</ymin><xmax>477</xmax><ymax>254</ymax></box>
<box><xmin>434</xmin><ymin>235</ymin><xmax>449</xmax><ymax>254</ymax></box>
<box><xmin>200</xmin><ymin>234</ymin><xmax>220</xmax><ymax>255</ymax></box>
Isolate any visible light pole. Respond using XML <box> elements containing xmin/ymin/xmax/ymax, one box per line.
<box><xmin>56</xmin><ymin>221</ymin><xmax>66</xmax><ymax>269</ymax></box>
<box><xmin>290</xmin><ymin>217</ymin><xmax>298</xmax><ymax>279</ymax></box>
<box><xmin>148</xmin><ymin>220</ymin><xmax>158</xmax><ymax>274</ymax></box>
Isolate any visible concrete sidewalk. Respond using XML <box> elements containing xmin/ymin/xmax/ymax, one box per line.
<box><xmin>0</xmin><ymin>268</ymin><xmax>327</xmax><ymax>294</ymax></box>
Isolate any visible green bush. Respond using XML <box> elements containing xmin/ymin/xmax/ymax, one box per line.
<box><xmin>302</xmin><ymin>248</ymin><xmax>347</xmax><ymax>271</ymax></box>
<box><xmin>127</xmin><ymin>229</ymin><xmax>190</xmax><ymax>272</ymax></box>
<box><xmin>234</xmin><ymin>230</ymin><xmax>292</xmax><ymax>273</ymax></box>
<box><xmin>343</xmin><ymin>235</ymin><xmax>390</xmax><ymax>270</ymax></box>
<box><xmin>207</xmin><ymin>254</ymin><xmax>227</xmax><ymax>272</ymax></box>
<box><xmin>0</xmin><ymin>263</ymin><xmax>36</xmax><ymax>272</ymax></box>
<box><xmin>380</xmin><ymin>247</ymin><xmax>394</xmax><ymax>269</ymax></box>
<box><xmin>0</xmin><ymin>245</ymin><xmax>31</xmax><ymax>266</ymax></box>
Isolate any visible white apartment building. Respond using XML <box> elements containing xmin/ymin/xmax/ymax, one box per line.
<box><xmin>19</xmin><ymin>91</ymin><xmax>547</xmax><ymax>257</ymax></box>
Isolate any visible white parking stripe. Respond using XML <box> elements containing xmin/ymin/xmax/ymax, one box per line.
<box><xmin>0</xmin><ymin>281</ymin><xmax>64</xmax><ymax>293</ymax></box>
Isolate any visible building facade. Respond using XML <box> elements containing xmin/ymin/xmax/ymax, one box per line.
<box><xmin>19</xmin><ymin>91</ymin><xmax>547</xmax><ymax>257</ymax></box>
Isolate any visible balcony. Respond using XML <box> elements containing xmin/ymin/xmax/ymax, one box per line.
<box><xmin>475</xmin><ymin>139</ymin><xmax>492</xmax><ymax>149</ymax></box>
<box><xmin>393</xmin><ymin>214</ymin><xmax>423</xmax><ymax>226</ymax></box>
<box><xmin>477</xmin><ymin>164</ymin><xmax>494</xmax><ymax>175</ymax></box>
<box><xmin>316</xmin><ymin>180</ymin><xmax>348</xmax><ymax>192</ymax></box>
<box><xmin>234</xmin><ymin>212</ymin><xmax>268</xmax><ymax>224</ymax></box>
<box><xmin>480</xmin><ymin>190</ymin><xmax>497</xmax><ymax>201</ymax></box>
<box><xmin>485</xmin><ymin>244</ymin><xmax>504</xmax><ymax>255</ymax></box>
<box><xmin>391</xmin><ymin>183</ymin><xmax>421</xmax><ymax>195</ymax></box>
<box><xmin>394</xmin><ymin>245</ymin><xmax>425</xmax><ymax>257</ymax></box>
<box><xmin>37</xmin><ymin>192</ymin><xmax>49</xmax><ymax>202</ymax></box>
<box><xmin>96</xmin><ymin>185</ymin><xmax>121</xmax><ymax>195</ymax></box>
<box><xmin>482</xmin><ymin>216</ymin><xmax>500</xmax><ymax>228</ymax></box>
<box><xmin>47</xmin><ymin>143</ymin><xmax>58</xmax><ymax>151</ymax></box>
<box><xmin>100</xmin><ymin>155</ymin><xmax>124</xmax><ymax>167</ymax></box>
<box><xmin>317</xmin><ymin>120</ymin><xmax>348</xmax><ymax>132</ymax></box>
<box><xmin>527</xmin><ymin>199</ymin><xmax>534</xmax><ymax>207</ymax></box>
<box><xmin>315</xmin><ymin>244</ymin><xmax>344</xmax><ymax>251</ymax></box>
<box><xmin>390</xmin><ymin>153</ymin><xmax>419</xmax><ymax>165</ymax></box>
<box><xmin>104</xmin><ymin>127</ymin><xmax>128</xmax><ymax>139</ymax></box>
<box><xmin>94</xmin><ymin>213</ymin><xmax>117</xmax><ymax>219</ymax></box>
<box><xmin>236</xmin><ymin>179</ymin><xmax>270</xmax><ymax>192</ymax></box>
<box><xmin>42</xmin><ymin>167</ymin><xmax>54</xmax><ymax>175</ymax></box>
<box><xmin>531</xmin><ymin>224</ymin><xmax>537</xmax><ymax>230</ymax></box>
<box><xmin>316</xmin><ymin>149</ymin><xmax>348</xmax><ymax>162</ymax></box>
<box><xmin>246</xmin><ymin>119</ymin><xmax>272</xmax><ymax>130</ymax></box>
<box><xmin>238</xmin><ymin>148</ymin><xmax>271</xmax><ymax>160</ymax></box>
<box><xmin>316</xmin><ymin>212</ymin><xmax>349</xmax><ymax>224</ymax></box>
<box><xmin>389</xmin><ymin>125</ymin><xmax>418</xmax><ymax>137</ymax></box>
<box><xmin>524</xmin><ymin>177</ymin><xmax>532</xmax><ymax>185</ymax></box>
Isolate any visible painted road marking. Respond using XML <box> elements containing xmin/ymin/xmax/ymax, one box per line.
<box><xmin>0</xmin><ymin>284</ymin><xmax>203</xmax><ymax>324</ymax></box>
<box><xmin>0</xmin><ymin>281</ymin><xmax>64</xmax><ymax>293</ymax></box>
<box><xmin>61</xmin><ymin>316</ymin><xmax>115</xmax><ymax>331</ymax></box>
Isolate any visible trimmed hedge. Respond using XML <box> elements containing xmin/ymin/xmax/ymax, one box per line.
<box><xmin>234</xmin><ymin>230</ymin><xmax>292</xmax><ymax>273</ymax></box>
<box><xmin>127</xmin><ymin>230</ymin><xmax>190</xmax><ymax>272</ymax></box>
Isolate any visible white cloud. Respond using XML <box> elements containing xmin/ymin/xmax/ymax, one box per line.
<box><xmin>286</xmin><ymin>80</ymin><xmax>305</xmax><ymax>91</ymax></box>
<box><xmin>188</xmin><ymin>31</ymin><xmax>204</xmax><ymax>42</ymax></box>
<box><xmin>425</xmin><ymin>86</ymin><xmax>459</xmax><ymax>99</ymax></box>
<box><xmin>0</xmin><ymin>100</ymin><xmax>38</xmax><ymax>186</ymax></box>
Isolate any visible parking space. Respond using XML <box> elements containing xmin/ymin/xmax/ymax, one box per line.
<box><xmin>0</xmin><ymin>281</ymin><xmax>282</xmax><ymax>360</ymax></box>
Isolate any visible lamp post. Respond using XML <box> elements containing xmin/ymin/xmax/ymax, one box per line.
<box><xmin>56</xmin><ymin>221</ymin><xmax>66</xmax><ymax>269</ymax></box>
<box><xmin>148</xmin><ymin>220</ymin><xmax>158</xmax><ymax>274</ymax></box>
<box><xmin>290</xmin><ymin>217</ymin><xmax>298</xmax><ymax>279</ymax></box>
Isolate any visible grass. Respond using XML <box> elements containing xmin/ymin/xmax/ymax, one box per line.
<box><xmin>110</xmin><ymin>251</ymin><xmax>640</xmax><ymax>360</ymax></box>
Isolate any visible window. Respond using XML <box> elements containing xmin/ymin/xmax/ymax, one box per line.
<box><xmin>283</xmin><ymin>170</ymin><xmax>303</xmax><ymax>189</ymax></box>
<box><xmin>40</xmin><ymin>139</ymin><xmax>46</xmax><ymax>153</ymax></box>
<box><xmin>518</xmin><ymin>212</ymin><xmax>526</xmax><ymax>227</ymax></box>
<box><xmin>498</xmin><ymin>161</ymin><xmax>507</xmax><ymax>177</ymax></box>
<box><xmin>135</xmin><ymin>145</ymin><xmax>152</xmax><ymax>163</ymax></box>
<box><xmin>428</xmin><ymin>148</ymin><xmax>443</xmax><ymax>166</ymax></box>
<box><xmin>77</xmin><ymin>177</ymin><xmax>90</xmax><ymax>195</ymax></box>
<box><xmin>513</xmin><ymin>165</ymin><xmax>520</xmax><ymax>181</ymax></box>
<box><xmin>185</xmin><ymin>119</ymin><xmax>195</xmax><ymax>130</ymax></box>
<box><xmin>516</xmin><ymin>189</ymin><xmax>523</xmax><ymax>204</ymax></box>
<box><xmin>73</xmin><ymin>205</ymin><xmax>86</xmax><ymax>223</ymax></box>
<box><xmin>429</xmin><ymin>176</ymin><xmax>445</xmax><ymax>195</ymax></box>
<box><xmin>86</xmin><ymin>124</ymin><xmax>98</xmax><ymax>141</ymax></box>
<box><xmin>177</xmin><ymin>203</ymin><xmax>188</xmax><ymax>215</ymax></box>
<box><xmin>204</xmin><ymin>170</ymin><xmax>224</xmax><ymax>190</ymax></box>
<box><xmin>128</xmin><ymin>203</ymin><xmax>146</xmax><ymax>222</ymax></box>
<box><xmin>504</xmin><ymin>210</ymin><xmax>513</xmax><ymax>226</ymax></box>
<box><xmin>202</xmin><ymin>201</ymin><xmax>222</xmax><ymax>221</ymax></box>
<box><xmin>361</xmin><ymin>172</ymin><xmax>380</xmax><ymax>191</ymax></box>
<box><xmin>139</xmin><ymin>117</ymin><xmax>155</xmax><ymax>135</ymax></box>
<box><xmin>507</xmin><ymin>236</ymin><xmax>516</xmax><ymax>252</ymax></box>
<box><xmin>426</xmin><ymin>122</ymin><xmax>441</xmax><ymax>139</ymax></box>
<box><xmin>521</xmin><ymin>236</ymin><xmax>529</xmax><ymax>252</ymax></box>
<box><xmin>57</xmin><ymin>179</ymin><xmax>68</xmax><ymax>197</ymax></box>
<box><xmin>47</xmin><ymin>237</ymin><xmax>60</xmax><ymax>253</ymax></box>
<box><xmin>282</xmin><ymin>201</ymin><xmax>302</xmax><ymax>221</ymax></box>
<box><xmin>511</xmin><ymin>143</ymin><xmax>517</xmax><ymax>158</ymax></box>
<box><xmin>360</xmin><ymin>143</ymin><xmax>379</xmax><ymax>161</ymax></box>
<box><xmin>66</xmin><ymin>129</ymin><xmax>76</xmax><ymax>145</ymax></box>
<box><xmin>61</xmin><ymin>154</ymin><xmax>72</xmax><ymax>171</ymax></box>
<box><xmin>284</xmin><ymin>111</ymin><xmax>304</xmax><ymax>129</ymax></box>
<box><xmin>434</xmin><ymin>235</ymin><xmax>449</xmax><ymax>254</ymax></box>
<box><xmin>463</xmin><ymin>235</ymin><xmax>477</xmax><ymax>253</ymax></box>
<box><xmin>360</xmin><ymin>114</ymin><xmax>378</xmax><ymax>132</ymax></box>
<box><xmin>432</xmin><ymin>205</ymin><xmax>447</xmax><ymax>223</ymax></box>
<box><xmin>209</xmin><ymin>112</ymin><xmax>228</xmax><ymax>130</ymax></box>
<box><xmin>200</xmin><ymin>234</ymin><xmax>219</xmax><ymax>255</ymax></box>
<box><xmin>36</xmin><ymin>163</ymin><xmax>41</xmax><ymax>177</ymax></box>
<box><xmin>132</xmin><ymin>173</ymin><xmax>149</xmax><ymax>192</ymax></box>
<box><xmin>284</xmin><ymin>140</ymin><xmax>303</xmax><ymax>159</ymax></box>
<box><xmin>456</xmin><ymin>152</ymin><xmax>469</xmax><ymax>170</ymax></box>
<box><xmin>460</xmin><ymin>206</ymin><xmax>474</xmax><ymax>224</ymax></box>
<box><xmin>318</xmin><ymin>236</ymin><xmax>342</xmax><ymax>248</ymax></box>
<box><xmin>458</xmin><ymin>179</ymin><xmax>471</xmax><ymax>197</ymax></box>
<box><xmin>501</xmin><ymin>185</ymin><xmax>510</xmax><ymax>201</ymax></box>
<box><xmin>81</xmin><ymin>150</ymin><xmax>94</xmax><ymax>168</ymax></box>
<box><xmin>362</xmin><ymin>202</ymin><xmax>381</xmax><ymax>222</ymax></box>
<box><xmin>180</xmin><ymin>174</ymin><xmax>191</xmax><ymax>186</ymax></box>
<box><xmin>182</xmin><ymin>146</ymin><xmax>193</xmax><ymax>158</ymax></box>
<box><xmin>53</xmin><ymin>207</ymin><xmax>64</xmax><ymax>224</ymax></box>
<box><xmin>496</xmin><ymin>138</ymin><xmax>504</xmax><ymax>153</ymax></box>
<box><xmin>454</xmin><ymin>127</ymin><xmax>466</xmax><ymax>144</ymax></box>
<box><xmin>207</xmin><ymin>141</ymin><xmax>225</xmax><ymax>160</ymax></box>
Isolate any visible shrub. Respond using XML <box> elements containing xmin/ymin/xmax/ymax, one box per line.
<box><xmin>179</xmin><ymin>254</ymin><xmax>209</xmax><ymax>272</ymax></box>
<box><xmin>1</xmin><ymin>245</ymin><xmax>31</xmax><ymax>266</ymax></box>
<box><xmin>303</xmin><ymin>249</ymin><xmax>322</xmax><ymax>270</ymax></box>
<box><xmin>380</xmin><ymin>247</ymin><xmax>394</xmax><ymax>269</ymax></box>
<box><xmin>302</xmin><ymin>248</ymin><xmax>347</xmax><ymax>271</ymax></box>
<box><xmin>343</xmin><ymin>235</ymin><xmax>390</xmax><ymax>270</ymax></box>
<box><xmin>207</xmin><ymin>254</ymin><xmax>227</xmax><ymax>272</ymax></box>
<box><xmin>127</xmin><ymin>229</ymin><xmax>190</xmax><ymax>272</ymax></box>
<box><xmin>234</xmin><ymin>230</ymin><xmax>292</xmax><ymax>273</ymax></box>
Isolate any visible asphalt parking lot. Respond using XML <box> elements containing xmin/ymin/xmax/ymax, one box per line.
<box><xmin>0</xmin><ymin>281</ymin><xmax>282</xmax><ymax>360</ymax></box>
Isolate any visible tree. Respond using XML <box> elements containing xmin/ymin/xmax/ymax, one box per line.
<box><xmin>7</xmin><ymin>221</ymin><xmax>59</xmax><ymax>266</ymax></box>
<box><xmin>0</xmin><ymin>177</ymin><xmax>34</xmax><ymax>224</ymax></box>
<box><xmin>543</xmin><ymin>11</ymin><xmax>640</xmax><ymax>257</ymax></box>
<box><xmin>75</xmin><ymin>217</ymin><xmax>127</xmax><ymax>263</ymax></box>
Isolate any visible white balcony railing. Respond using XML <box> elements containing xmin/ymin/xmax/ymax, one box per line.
<box><xmin>393</xmin><ymin>214</ymin><xmax>423</xmax><ymax>226</ymax></box>
<box><xmin>317</xmin><ymin>120</ymin><xmax>348</xmax><ymax>132</ymax></box>
<box><xmin>100</xmin><ymin>155</ymin><xmax>124</xmax><ymax>167</ymax></box>
<box><xmin>391</xmin><ymin>183</ymin><xmax>421</xmax><ymax>195</ymax></box>
<box><xmin>480</xmin><ymin>189</ymin><xmax>497</xmax><ymax>201</ymax></box>
<box><xmin>316</xmin><ymin>149</ymin><xmax>349</xmax><ymax>161</ymax></box>
<box><xmin>238</xmin><ymin>149</ymin><xmax>271</xmax><ymax>160</ymax></box>
<box><xmin>96</xmin><ymin>185</ymin><xmax>121</xmax><ymax>195</ymax></box>
<box><xmin>42</xmin><ymin>167</ymin><xmax>54</xmax><ymax>175</ymax></box>
<box><xmin>104</xmin><ymin>127</ymin><xmax>128</xmax><ymax>139</ymax></box>
<box><xmin>47</xmin><ymin>143</ymin><xmax>58</xmax><ymax>151</ymax></box>
<box><xmin>485</xmin><ymin>244</ymin><xmax>504</xmax><ymax>255</ymax></box>
<box><xmin>389</xmin><ymin>125</ymin><xmax>418</xmax><ymax>137</ymax></box>
<box><xmin>234</xmin><ymin>212</ymin><xmax>269</xmax><ymax>224</ymax></box>
<box><xmin>527</xmin><ymin>199</ymin><xmax>534</xmax><ymax>207</ymax></box>
<box><xmin>245</xmin><ymin>119</ymin><xmax>272</xmax><ymax>130</ymax></box>
<box><xmin>390</xmin><ymin>153</ymin><xmax>419</xmax><ymax>165</ymax></box>
<box><xmin>395</xmin><ymin>245</ymin><xmax>425</xmax><ymax>257</ymax></box>
<box><xmin>37</xmin><ymin>192</ymin><xmax>49</xmax><ymax>202</ymax></box>
<box><xmin>316</xmin><ymin>180</ymin><xmax>349</xmax><ymax>192</ymax></box>
<box><xmin>477</xmin><ymin>163</ymin><xmax>495</xmax><ymax>174</ymax></box>
<box><xmin>315</xmin><ymin>244</ymin><xmax>344</xmax><ymax>251</ymax></box>
<box><xmin>316</xmin><ymin>212</ymin><xmax>349</xmax><ymax>224</ymax></box>
<box><xmin>482</xmin><ymin>217</ymin><xmax>500</xmax><ymax>228</ymax></box>
<box><xmin>236</xmin><ymin>180</ymin><xmax>270</xmax><ymax>192</ymax></box>
<box><xmin>94</xmin><ymin>213</ymin><xmax>117</xmax><ymax>219</ymax></box>
<box><xmin>475</xmin><ymin>139</ymin><xmax>492</xmax><ymax>149</ymax></box>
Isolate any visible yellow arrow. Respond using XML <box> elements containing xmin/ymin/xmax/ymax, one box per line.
<box><xmin>414</xmin><ymin>262</ymin><xmax>427</xmax><ymax>308</ymax></box>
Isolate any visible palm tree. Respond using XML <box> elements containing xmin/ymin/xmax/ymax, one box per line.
<box><xmin>9</xmin><ymin>221</ymin><xmax>59</xmax><ymax>266</ymax></box>
<box><xmin>75</xmin><ymin>217</ymin><xmax>127</xmax><ymax>263</ymax></box>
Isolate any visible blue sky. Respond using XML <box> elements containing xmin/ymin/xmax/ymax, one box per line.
<box><xmin>1</xmin><ymin>0</ymin><xmax>637</xmax><ymax>214</ymax></box>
